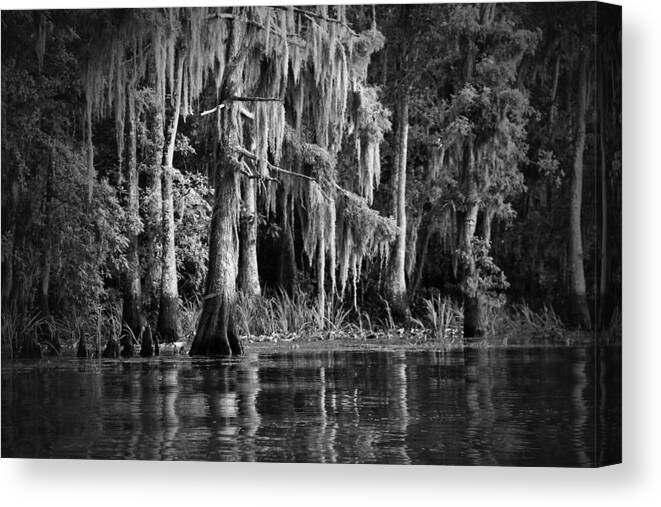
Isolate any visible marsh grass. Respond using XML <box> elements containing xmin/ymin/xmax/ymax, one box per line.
<box><xmin>422</xmin><ymin>295</ymin><xmax>463</xmax><ymax>346</ymax></box>
<box><xmin>82</xmin><ymin>302</ymin><xmax>124</xmax><ymax>356</ymax></box>
<box><xmin>1</xmin><ymin>301</ymin><xmax>130</xmax><ymax>359</ymax></box>
<box><xmin>1</xmin><ymin>307</ymin><xmax>51</xmax><ymax>358</ymax></box>
<box><xmin>236</xmin><ymin>289</ymin><xmax>320</xmax><ymax>337</ymax></box>
<box><xmin>378</xmin><ymin>297</ymin><xmax>396</xmax><ymax>330</ymax></box>
<box><xmin>200</xmin><ymin>292</ymin><xmax>573</xmax><ymax>348</ymax></box>
<box><xmin>325</xmin><ymin>304</ymin><xmax>356</xmax><ymax>333</ymax></box>
<box><xmin>357</xmin><ymin>311</ymin><xmax>374</xmax><ymax>335</ymax></box>
<box><xmin>1</xmin><ymin>292</ymin><xmax>599</xmax><ymax>357</ymax></box>
<box><xmin>490</xmin><ymin>302</ymin><xmax>567</xmax><ymax>344</ymax></box>
<box><xmin>180</xmin><ymin>300</ymin><xmax>202</xmax><ymax>340</ymax></box>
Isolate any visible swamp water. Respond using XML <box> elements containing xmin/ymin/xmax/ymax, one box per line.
<box><xmin>1</xmin><ymin>347</ymin><xmax>621</xmax><ymax>466</ymax></box>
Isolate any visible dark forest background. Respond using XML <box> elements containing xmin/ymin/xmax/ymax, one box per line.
<box><xmin>1</xmin><ymin>3</ymin><xmax>621</xmax><ymax>358</ymax></box>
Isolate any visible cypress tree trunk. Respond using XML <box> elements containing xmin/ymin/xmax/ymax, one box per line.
<box><xmin>4</xmin><ymin>186</ymin><xmax>28</xmax><ymax>311</ymax></box>
<box><xmin>36</xmin><ymin>240</ymin><xmax>59</xmax><ymax>356</ymax></box>
<box><xmin>158</xmin><ymin>165</ymin><xmax>180</xmax><ymax>342</ymax></box>
<box><xmin>122</xmin><ymin>85</ymin><xmax>142</xmax><ymax>356</ymax></box>
<box><xmin>2</xmin><ymin>255</ymin><xmax>13</xmax><ymax>308</ymax></box>
<box><xmin>39</xmin><ymin>154</ymin><xmax>54</xmax><ymax>317</ymax></box>
<box><xmin>411</xmin><ymin>216</ymin><xmax>433</xmax><ymax>297</ymax></box>
<box><xmin>462</xmin><ymin>206</ymin><xmax>485</xmax><ymax>339</ymax></box>
<box><xmin>406</xmin><ymin>213</ymin><xmax>422</xmax><ymax>282</ymax></box>
<box><xmin>278</xmin><ymin>227</ymin><xmax>297</xmax><ymax>293</ymax></box>
<box><xmin>481</xmin><ymin>207</ymin><xmax>495</xmax><ymax>244</ymax></box>
<box><xmin>568</xmin><ymin>53</ymin><xmax>592</xmax><ymax>330</ymax></box>
<box><xmin>39</xmin><ymin>235</ymin><xmax>52</xmax><ymax>316</ymax></box>
<box><xmin>328</xmin><ymin>195</ymin><xmax>337</xmax><ymax>311</ymax></box>
<box><xmin>144</xmin><ymin>101</ymin><xmax>164</xmax><ymax>313</ymax></box>
<box><xmin>189</xmin><ymin>138</ymin><xmax>243</xmax><ymax>356</ymax></box>
<box><xmin>9</xmin><ymin>214</ymin><xmax>29</xmax><ymax>313</ymax></box>
<box><xmin>317</xmin><ymin>233</ymin><xmax>326</xmax><ymax>326</ymax></box>
<box><xmin>385</xmin><ymin>93</ymin><xmax>410</xmax><ymax>321</ymax></box>
<box><xmin>239</xmin><ymin>177</ymin><xmax>261</xmax><ymax>297</ymax></box>
<box><xmin>276</xmin><ymin>192</ymin><xmax>297</xmax><ymax>294</ymax></box>
<box><xmin>140</xmin><ymin>324</ymin><xmax>155</xmax><ymax>358</ymax></box>
<box><xmin>1</xmin><ymin>111</ymin><xmax>13</xmax><ymax>308</ymax></box>
<box><xmin>76</xmin><ymin>329</ymin><xmax>87</xmax><ymax>358</ymax></box>
<box><xmin>157</xmin><ymin>57</ymin><xmax>183</xmax><ymax>343</ymax></box>
<box><xmin>190</xmin><ymin>20</ymin><xmax>247</xmax><ymax>357</ymax></box>
<box><xmin>461</xmin><ymin>141</ymin><xmax>485</xmax><ymax>339</ymax></box>
<box><xmin>464</xmin><ymin>292</ymin><xmax>486</xmax><ymax>339</ymax></box>
<box><xmin>458</xmin><ymin>11</ymin><xmax>487</xmax><ymax>339</ymax></box>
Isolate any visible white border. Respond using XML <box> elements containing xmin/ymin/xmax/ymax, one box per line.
<box><xmin>2</xmin><ymin>1</ymin><xmax>660</xmax><ymax>506</ymax></box>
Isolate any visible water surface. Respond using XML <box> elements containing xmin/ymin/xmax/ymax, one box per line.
<box><xmin>1</xmin><ymin>347</ymin><xmax>621</xmax><ymax>466</ymax></box>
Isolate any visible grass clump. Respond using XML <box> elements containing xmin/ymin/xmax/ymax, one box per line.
<box><xmin>236</xmin><ymin>289</ymin><xmax>319</xmax><ymax>338</ymax></box>
<box><xmin>490</xmin><ymin>302</ymin><xmax>567</xmax><ymax>345</ymax></box>
<box><xmin>180</xmin><ymin>300</ymin><xmax>202</xmax><ymax>341</ymax></box>
<box><xmin>1</xmin><ymin>308</ymin><xmax>52</xmax><ymax>359</ymax></box>
<box><xmin>421</xmin><ymin>295</ymin><xmax>463</xmax><ymax>347</ymax></box>
<box><xmin>235</xmin><ymin>289</ymin><xmax>374</xmax><ymax>342</ymax></box>
<box><xmin>1</xmin><ymin>301</ymin><xmax>129</xmax><ymax>359</ymax></box>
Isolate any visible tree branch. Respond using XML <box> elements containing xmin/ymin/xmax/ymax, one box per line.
<box><xmin>201</xmin><ymin>104</ymin><xmax>224</xmax><ymax>117</ymax></box>
<box><xmin>207</xmin><ymin>12</ymin><xmax>234</xmax><ymax>21</ymax></box>
<box><xmin>271</xmin><ymin>6</ymin><xmax>357</xmax><ymax>35</ymax></box>
<box><xmin>237</xmin><ymin>160</ymin><xmax>256</xmax><ymax>180</ymax></box>
<box><xmin>231</xmin><ymin>145</ymin><xmax>368</xmax><ymax>206</ymax></box>
<box><xmin>207</xmin><ymin>12</ymin><xmax>306</xmax><ymax>48</ymax></box>
<box><xmin>228</xmin><ymin>96</ymin><xmax>283</xmax><ymax>103</ymax></box>
<box><xmin>238</xmin><ymin>107</ymin><xmax>255</xmax><ymax>120</ymax></box>
<box><xmin>201</xmin><ymin>97</ymin><xmax>281</xmax><ymax>116</ymax></box>
<box><xmin>232</xmin><ymin>144</ymin><xmax>316</xmax><ymax>183</ymax></box>
<box><xmin>200</xmin><ymin>104</ymin><xmax>255</xmax><ymax>119</ymax></box>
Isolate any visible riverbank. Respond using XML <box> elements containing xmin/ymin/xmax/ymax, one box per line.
<box><xmin>2</xmin><ymin>332</ymin><xmax>615</xmax><ymax>361</ymax></box>
<box><xmin>129</xmin><ymin>328</ymin><xmax>614</xmax><ymax>357</ymax></box>
<box><xmin>243</xmin><ymin>328</ymin><xmax>615</xmax><ymax>353</ymax></box>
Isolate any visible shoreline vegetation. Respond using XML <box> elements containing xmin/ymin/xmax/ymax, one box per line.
<box><xmin>2</xmin><ymin>292</ymin><xmax>621</xmax><ymax>360</ymax></box>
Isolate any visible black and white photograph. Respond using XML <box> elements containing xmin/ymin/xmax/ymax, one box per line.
<box><xmin>1</xmin><ymin>1</ymin><xmax>622</xmax><ymax>470</ymax></box>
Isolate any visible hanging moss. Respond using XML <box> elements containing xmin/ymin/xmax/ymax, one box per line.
<box><xmin>85</xmin><ymin>97</ymin><xmax>94</xmax><ymax>204</ymax></box>
<box><xmin>351</xmin><ymin>84</ymin><xmax>391</xmax><ymax>204</ymax></box>
<box><xmin>336</xmin><ymin>189</ymin><xmax>398</xmax><ymax>301</ymax></box>
<box><xmin>83</xmin><ymin>6</ymin><xmax>393</xmax><ymax>335</ymax></box>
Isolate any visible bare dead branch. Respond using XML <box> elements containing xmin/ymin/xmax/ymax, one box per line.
<box><xmin>228</xmin><ymin>96</ymin><xmax>283</xmax><ymax>103</ymax></box>
<box><xmin>232</xmin><ymin>144</ymin><xmax>316</xmax><ymax>183</ymax></box>
<box><xmin>200</xmin><ymin>104</ymin><xmax>255</xmax><ymax>119</ymax></box>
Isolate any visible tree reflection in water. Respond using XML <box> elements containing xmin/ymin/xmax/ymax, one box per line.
<box><xmin>1</xmin><ymin>347</ymin><xmax>621</xmax><ymax>465</ymax></box>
